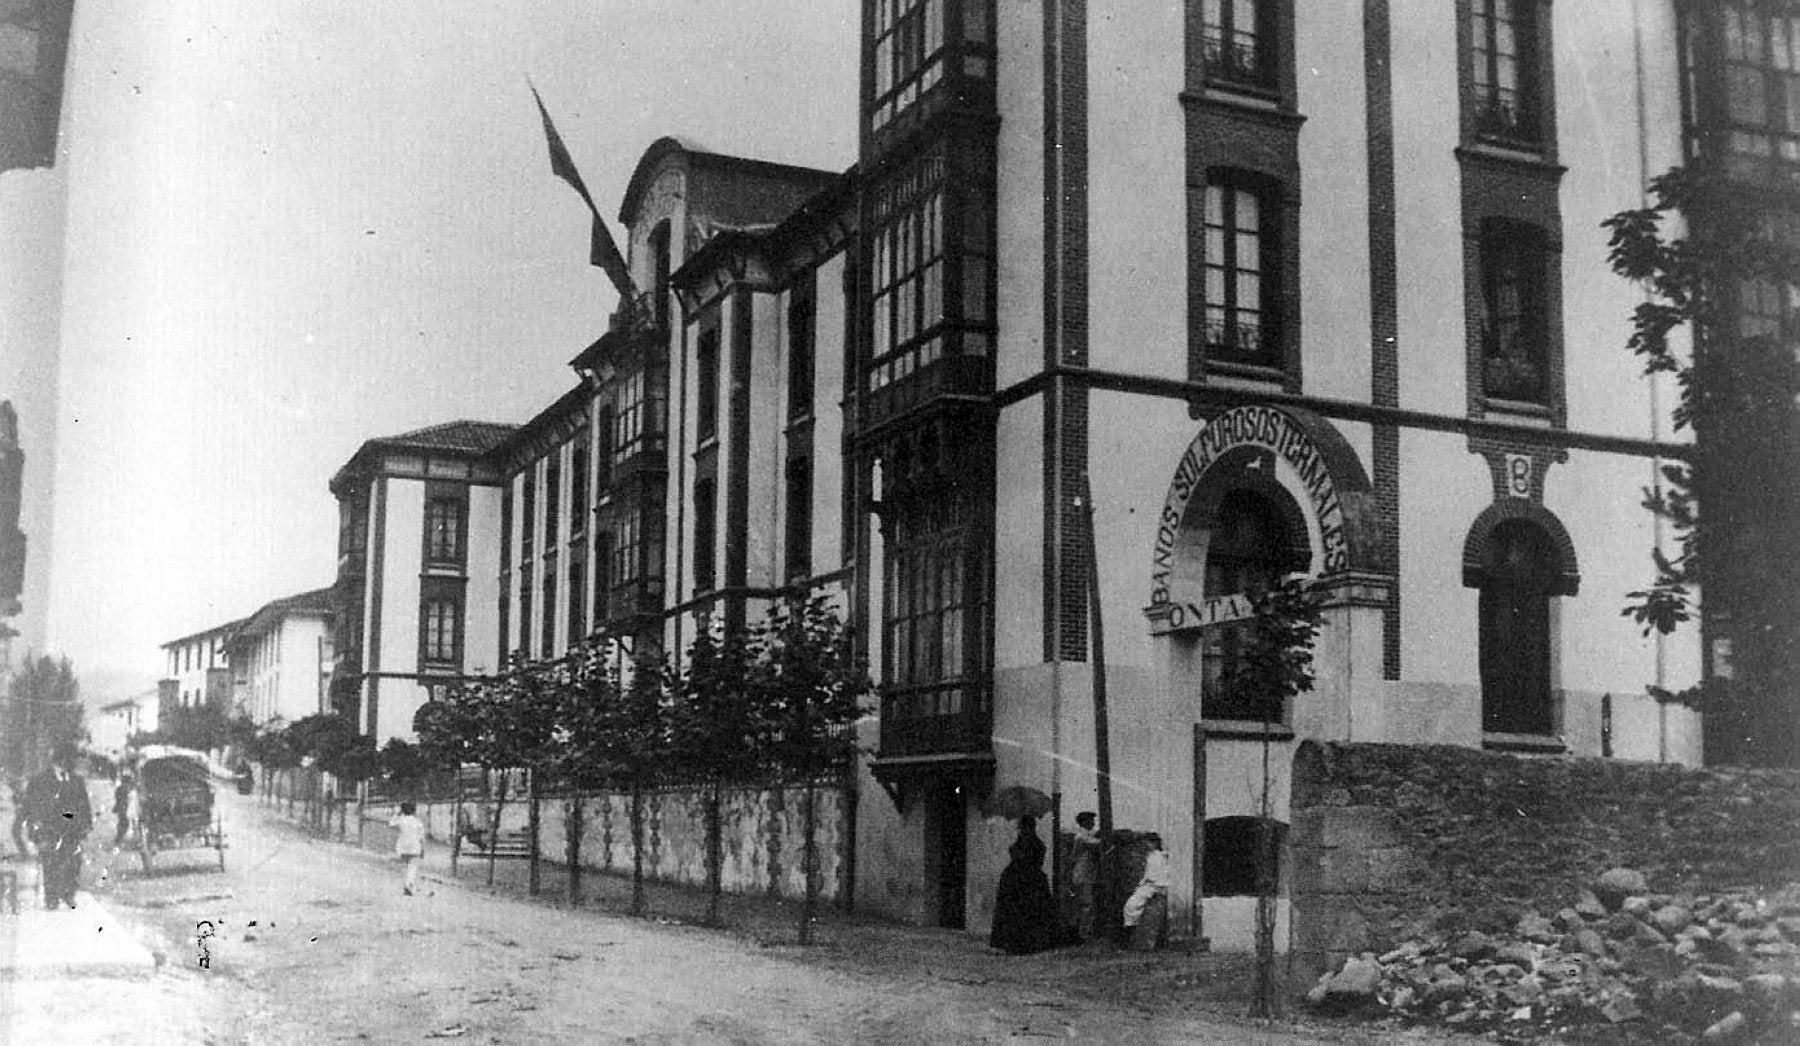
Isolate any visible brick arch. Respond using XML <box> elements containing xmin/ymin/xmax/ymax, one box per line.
<box><xmin>1461</xmin><ymin>500</ymin><xmax>1580</xmax><ymax>596</ymax></box>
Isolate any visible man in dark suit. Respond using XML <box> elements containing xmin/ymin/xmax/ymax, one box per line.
<box><xmin>24</xmin><ymin>741</ymin><xmax>92</xmax><ymax>909</ymax></box>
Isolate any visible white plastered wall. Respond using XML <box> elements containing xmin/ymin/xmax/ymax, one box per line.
<box><xmin>1083</xmin><ymin>1</ymin><xmax>1184</xmax><ymax>383</ymax></box>
<box><xmin>466</xmin><ymin>482</ymin><xmax>503</xmax><ymax>675</ymax></box>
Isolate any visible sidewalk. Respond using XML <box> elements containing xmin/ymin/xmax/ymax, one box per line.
<box><xmin>0</xmin><ymin>783</ymin><xmax>159</xmax><ymax>982</ymax></box>
<box><xmin>0</xmin><ymin>860</ymin><xmax>157</xmax><ymax>980</ymax></box>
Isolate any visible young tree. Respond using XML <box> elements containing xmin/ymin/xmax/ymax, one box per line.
<box><xmin>673</xmin><ymin>619</ymin><xmax>763</xmax><ymax>927</ymax></box>
<box><xmin>252</xmin><ymin>720</ymin><xmax>300</xmax><ymax>811</ymax></box>
<box><xmin>140</xmin><ymin>702</ymin><xmax>231</xmax><ymax>755</ymax></box>
<box><xmin>308</xmin><ymin>715</ymin><xmax>378</xmax><ymax>838</ymax></box>
<box><xmin>414</xmin><ymin>686</ymin><xmax>484</xmax><ymax>875</ymax></box>
<box><xmin>1220</xmin><ymin>576</ymin><xmax>1323</xmax><ymax>1018</ymax></box>
<box><xmin>1605</xmin><ymin>168</ymin><xmax>1800</xmax><ymax>766</ymax></box>
<box><xmin>504</xmin><ymin>655</ymin><xmax>569</xmax><ymax>897</ymax></box>
<box><xmin>615</xmin><ymin>649</ymin><xmax>673</xmax><ymax>917</ymax></box>
<box><xmin>752</xmin><ymin>597</ymin><xmax>871</xmax><ymax>944</ymax></box>
<box><xmin>376</xmin><ymin>737</ymin><xmax>440</xmax><ymax>798</ymax></box>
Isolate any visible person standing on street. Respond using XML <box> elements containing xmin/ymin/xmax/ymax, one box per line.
<box><xmin>1066</xmin><ymin>810</ymin><xmax>1101</xmax><ymax>941</ymax></box>
<box><xmin>112</xmin><ymin>771</ymin><xmax>138</xmax><ymax>846</ymax></box>
<box><xmin>25</xmin><ymin>741</ymin><xmax>93</xmax><ymax>910</ymax></box>
<box><xmin>389</xmin><ymin>801</ymin><xmax>425</xmax><ymax>896</ymax></box>
<box><xmin>7</xmin><ymin>777</ymin><xmax>28</xmax><ymax>856</ymax></box>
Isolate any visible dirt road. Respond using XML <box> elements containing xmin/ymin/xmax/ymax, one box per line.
<box><xmin>11</xmin><ymin>789</ymin><xmax>1462</xmax><ymax>1044</ymax></box>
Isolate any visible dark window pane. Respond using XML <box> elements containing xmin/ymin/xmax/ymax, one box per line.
<box><xmin>1201</xmin><ymin>816</ymin><xmax>1285</xmax><ymax>897</ymax></box>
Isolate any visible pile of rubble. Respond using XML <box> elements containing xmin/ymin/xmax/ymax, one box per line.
<box><xmin>1306</xmin><ymin>869</ymin><xmax>1800</xmax><ymax>1043</ymax></box>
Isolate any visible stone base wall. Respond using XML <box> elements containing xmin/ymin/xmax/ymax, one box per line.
<box><xmin>367</xmin><ymin>777</ymin><xmax>852</xmax><ymax>903</ymax></box>
<box><xmin>1289</xmin><ymin>741</ymin><xmax>1800</xmax><ymax>983</ymax></box>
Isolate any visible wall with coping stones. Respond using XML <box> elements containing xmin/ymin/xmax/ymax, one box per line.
<box><xmin>1288</xmin><ymin>741</ymin><xmax>1800</xmax><ymax>983</ymax></box>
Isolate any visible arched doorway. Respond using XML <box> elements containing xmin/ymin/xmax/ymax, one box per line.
<box><xmin>1461</xmin><ymin>500</ymin><xmax>1580</xmax><ymax>739</ymax></box>
<box><xmin>1176</xmin><ymin>478</ymin><xmax>1311</xmax><ymax>723</ymax></box>
<box><xmin>1144</xmin><ymin>405</ymin><xmax>1381</xmax><ymax>950</ymax></box>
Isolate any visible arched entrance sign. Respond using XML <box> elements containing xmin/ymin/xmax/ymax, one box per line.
<box><xmin>1149</xmin><ymin>404</ymin><xmax>1376</xmax><ymax>615</ymax></box>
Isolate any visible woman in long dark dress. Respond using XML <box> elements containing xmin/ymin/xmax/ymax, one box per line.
<box><xmin>990</xmin><ymin>815</ymin><xmax>1057</xmax><ymax>954</ymax></box>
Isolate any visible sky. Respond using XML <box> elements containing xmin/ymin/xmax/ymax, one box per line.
<box><xmin>44</xmin><ymin>1</ymin><xmax>858</xmax><ymax>698</ymax></box>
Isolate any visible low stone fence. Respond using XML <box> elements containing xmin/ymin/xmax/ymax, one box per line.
<box><xmin>1289</xmin><ymin>741</ymin><xmax>1800</xmax><ymax>983</ymax></box>
<box><xmin>363</xmin><ymin>777</ymin><xmax>853</xmax><ymax>903</ymax></box>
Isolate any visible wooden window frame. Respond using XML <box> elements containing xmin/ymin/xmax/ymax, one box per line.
<box><xmin>1193</xmin><ymin>169</ymin><xmax>1288</xmax><ymax>377</ymax></box>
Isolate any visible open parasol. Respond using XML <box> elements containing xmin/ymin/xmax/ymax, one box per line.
<box><xmin>982</xmin><ymin>784</ymin><xmax>1054</xmax><ymax>820</ymax></box>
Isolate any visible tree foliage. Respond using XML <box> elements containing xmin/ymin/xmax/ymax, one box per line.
<box><xmin>1604</xmin><ymin>167</ymin><xmax>1800</xmax><ymax>732</ymax></box>
<box><xmin>0</xmin><ymin>654</ymin><xmax>84</xmax><ymax>778</ymax></box>
<box><xmin>751</xmin><ymin>596</ymin><xmax>870</xmax><ymax>782</ymax></box>
<box><xmin>1219</xmin><ymin>577</ymin><xmax>1325</xmax><ymax>720</ymax></box>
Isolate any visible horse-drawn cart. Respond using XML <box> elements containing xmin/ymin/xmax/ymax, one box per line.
<box><xmin>134</xmin><ymin>751</ymin><xmax>225</xmax><ymax>873</ymax></box>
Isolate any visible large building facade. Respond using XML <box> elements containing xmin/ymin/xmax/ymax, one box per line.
<box><xmin>328</xmin><ymin>2</ymin><xmax>1722</xmax><ymax>950</ymax></box>
<box><xmin>0</xmin><ymin>0</ymin><xmax>77</xmax><ymax>669</ymax></box>
<box><xmin>329</xmin><ymin>422</ymin><xmax>512</xmax><ymax>742</ymax></box>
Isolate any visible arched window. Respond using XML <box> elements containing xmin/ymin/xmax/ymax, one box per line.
<box><xmin>1201</xmin><ymin>489</ymin><xmax>1291</xmax><ymax>721</ymax></box>
<box><xmin>1478</xmin><ymin>519</ymin><xmax>1558</xmax><ymax>734</ymax></box>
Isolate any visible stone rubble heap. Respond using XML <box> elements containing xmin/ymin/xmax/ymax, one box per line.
<box><xmin>1306</xmin><ymin>868</ymin><xmax>1800</xmax><ymax>1043</ymax></box>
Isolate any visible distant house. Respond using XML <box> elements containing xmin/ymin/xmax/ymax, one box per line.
<box><xmin>91</xmin><ymin>688</ymin><xmax>159</xmax><ymax>758</ymax></box>
<box><xmin>225</xmin><ymin>586</ymin><xmax>336</xmax><ymax>726</ymax></box>
<box><xmin>157</xmin><ymin>621</ymin><xmax>238</xmax><ymax>718</ymax></box>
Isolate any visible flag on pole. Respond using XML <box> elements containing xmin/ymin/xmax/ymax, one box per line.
<box><xmin>528</xmin><ymin>82</ymin><xmax>637</xmax><ymax>301</ymax></box>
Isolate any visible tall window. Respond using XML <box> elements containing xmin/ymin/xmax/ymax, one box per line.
<box><xmin>425</xmin><ymin>498</ymin><xmax>462</xmax><ymax>564</ymax></box>
<box><xmin>497</xmin><ymin>592</ymin><xmax>509</xmax><ymax>661</ymax></box>
<box><xmin>1200</xmin><ymin>173</ymin><xmax>1278</xmax><ymax>368</ymax></box>
<box><xmin>1200</xmin><ymin>490</ymin><xmax>1290</xmax><ymax>722</ymax></box>
<box><xmin>1480</xmin><ymin>220</ymin><xmax>1549</xmax><ymax>405</ymax></box>
<box><xmin>650</xmin><ymin>220</ymin><xmax>673</xmax><ymax>327</ymax></box>
<box><xmin>518</xmin><ymin>574</ymin><xmax>533</xmax><ymax>658</ymax></box>
<box><xmin>567</xmin><ymin>557</ymin><xmax>586</xmax><ymax>645</ymax></box>
<box><xmin>785</xmin><ymin>456</ymin><xmax>813</xmax><ymax>581</ymax></box>
<box><xmin>883</xmin><ymin>521</ymin><xmax>983</xmax><ymax>723</ymax></box>
<box><xmin>521</xmin><ymin>470</ymin><xmax>536</xmax><ymax>560</ymax></box>
<box><xmin>870</xmin><ymin>0</ymin><xmax>948</xmax><ymax>133</ymax></box>
<box><xmin>612</xmin><ymin>367</ymin><xmax>662</xmax><ymax>464</ymax></box>
<box><xmin>1720</xmin><ymin>2</ymin><xmax>1800</xmax><ymax>179</ymax></box>
<box><xmin>500</xmin><ymin>484</ymin><xmax>513</xmax><ymax>575</ymax></box>
<box><xmin>570</xmin><ymin>439</ymin><xmax>588</xmax><ymax>538</ymax></box>
<box><xmin>593</xmin><ymin>530</ymin><xmax>612</xmax><ymax>623</ymax></box>
<box><xmin>595</xmin><ymin>404</ymin><xmax>614</xmax><ymax>490</ymax></box>
<box><xmin>541</xmin><ymin>569</ymin><xmax>557</xmax><ymax>656</ymax></box>
<box><xmin>1478</xmin><ymin>520</ymin><xmax>1557</xmax><ymax>735</ymax></box>
<box><xmin>338</xmin><ymin>495</ymin><xmax>369</xmax><ymax>557</ymax></box>
<box><xmin>696</xmin><ymin>328</ymin><xmax>721</xmax><ymax>443</ymax></box>
<box><xmin>1739</xmin><ymin>276</ymin><xmax>1800</xmax><ymax>340</ymax></box>
<box><xmin>612</xmin><ymin>370</ymin><xmax>663</xmax><ymax>466</ymax></box>
<box><xmin>789</xmin><ymin>274</ymin><xmax>817</xmax><ymax>420</ymax></box>
<box><xmin>1201</xmin><ymin>0</ymin><xmax>1273</xmax><ymax>91</ymax></box>
<box><xmin>693</xmin><ymin>479</ymin><xmax>717</xmax><ymax>593</ymax></box>
<box><xmin>422</xmin><ymin>598</ymin><xmax>460</xmax><ymax>665</ymax></box>
<box><xmin>1469</xmin><ymin>0</ymin><xmax>1540</xmax><ymax>142</ymax></box>
<box><xmin>543</xmin><ymin>453</ymin><xmax>561</xmax><ymax>551</ymax></box>
<box><xmin>868</xmin><ymin>147</ymin><xmax>947</xmax><ymax>393</ymax></box>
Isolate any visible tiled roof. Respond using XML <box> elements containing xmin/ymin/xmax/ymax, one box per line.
<box><xmin>379</xmin><ymin>420</ymin><xmax>517</xmax><ymax>455</ymax></box>
<box><xmin>232</xmin><ymin>586</ymin><xmax>337</xmax><ymax>640</ymax></box>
